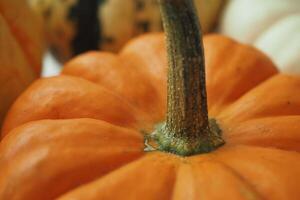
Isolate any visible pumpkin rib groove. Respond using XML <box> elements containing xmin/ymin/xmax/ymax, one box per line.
<box><xmin>172</xmin><ymin>163</ymin><xmax>198</xmax><ymax>200</ymax></box>
<box><xmin>0</xmin><ymin>144</ymin><xmax>144</xmax><ymax>200</ymax></box>
<box><xmin>63</xmin><ymin>51</ymin><xmax>163</xmax><ymax>123</ymax></box>
<box><xmin>214</xmin><ymin>145</ymin><xmax>300</xmax><ymax>200</ymax></box>
<box><xmin>77</xmin><ymin>77</ymin><xmax>155</xmax><ymax>125</ymax></box>
<box><xmin>0</xmin><ymin>118</ymin><xmax>145</xmax><ymax>199</ymax></box>
<box><xmin>209</xmin><ymin>73</ymin><xmax>278</xmax><ymax>117</ymax></box>
<box><xmin>224</xmin><ymin>116</ymin><xmax>300</xmax><ymax>152</ymax></box>
<box><xmin>189</xmin><ymin>160</ymin><xmax>264</xmax><ymax>200</ymax></box>
<box><xmin>204</xmin><ymin>34</ymin><xmax>278</xmax><ymax>116</ymax></box>
<box><xmin>172</xmin><ymin>152</ymin><xmax>264</xmax><ymax>199</ymax></box>
<box><xmin>218</xmin><ymin>74</ymin><xmax>300</xmax><ymax>124</ymax></box>
<box><xmin>169</xmin><ymin>160</ymin><xmax>182</xmax><ymax>200</ymax></box>
<box><xmin>211</xmin><ymin>160</ymin><xmax>264</xmax><ymax>200</ymax></box>
<box><xmin>57</xmin><ymin>153</ymin><xmax>178</xmax><ymax>200</ymax></box>
<box><xmin>1</xmin><ymin>75</ymin><xmax>153</xmax><ymax>136</ymax></box>
<box><xmin>0</xmin><ymin>118</ymin><xmax>144</xmax><ymax>165</ymax></box>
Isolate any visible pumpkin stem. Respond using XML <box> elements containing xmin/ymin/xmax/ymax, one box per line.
<box><xmin>150</xmin><ymin>0</ymin><xmax>224</xmax><ymax>156</ymax></box>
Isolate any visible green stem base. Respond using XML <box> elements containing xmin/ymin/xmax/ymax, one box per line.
<box><xmin>145</xmin><ymin>119</ymin><xmax>225</xmax><ymax>156</ymax></box>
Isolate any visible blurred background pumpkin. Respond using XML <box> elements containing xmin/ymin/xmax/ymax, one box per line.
<box><xmin>30</xmin><ymin>0</ymin><xmax>300</xmax><ymax>76</ymax></box>
<box><xmin>0</xmin><ymin>0</ymin><xmax>44</xmax><ymax>126</ymax></box>
<box><xmin>29</xmin><ymin>0</ymin><xmax>226</xmax><ymax>62</ymax></box>
<box><xmin>220</xmin><ymin>0</ymin><xmax>300</xmax><ymax>73</ymax></box>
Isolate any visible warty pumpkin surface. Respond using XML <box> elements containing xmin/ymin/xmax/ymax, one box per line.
<box><xmin>1</xmin><ymin>0</ymin><xmax>300</xmax><ymax>199</ymax></box>
<box><xmin>0</xmin><ymin>0</ymin><xmax>44</xmax><ymax>126</ymax></box>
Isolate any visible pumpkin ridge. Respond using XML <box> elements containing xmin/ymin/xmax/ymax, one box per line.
<box><xmin>63</xmin><ymin>37</ymin><xmax>167</xmax><ymax>123</ymax></box>
<box><xmin>0</xmin><ymin>139</ymin><xmax>144</xmax><ymax>199</ymax></box>
<box><xmin>204</xmin><ymin>34</ymin><xmax>278</xmax><ymax>116</ymax></box>
<box><xmin>0</xmin><ymin>118</ymin><xmax>144</xmax><ymax>165</ymax></box>
<box><xmin>0</xmin><ymin>47</ymin><xmax>35</xmax><ymax>91</ymax></box>
<box><xmin>0</xmin><ymin>2</ymin><xmax>43</xmax><ymax>74</ymax></box>
<box><xmin>1</xmin><ymin>75</ymin><xmax>153</xmax><ymax>137</ymax></box>
<box><xmin>118</xmin><ymin>55</ymin><xmax>167</xmax><ymax>120</ymax></box>
<box><xmin>0</xmin><ymin>13</ymin><xmax>35</xmax><ymax>87</ymax></box>
<box><xmin>218</xmin><ymin>74</ymin><xmax>300</xmax><ymax>124</ymax></box>
<box><xmin>68</xmin><ymin>74</ymin><xmax>155</xmax><ymax>129</ymax></box>
<box><xmin>57</xmin><ymin>153</ymin><xmax>178</xmax><ymax>200</ymax></box>
<box><xmin>213</xmin><ymin>145</ymin><xmax>300</xmax><ymax>199</ymax></box>
<box><xmin>218</xmin><ymin>161</ymin><xmax>264</xmax><ymax>200</ymax></box>
<box><xmin>189</xmin><ymin>159</ymin><xmax>263</xmax><ymax>199</ymax></box>
<box><xmin>224</xmin><ymin>116</ymin><xmax>300</xmax><ymax>152</ymax></box>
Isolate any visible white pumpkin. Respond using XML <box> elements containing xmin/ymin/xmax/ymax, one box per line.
<box><xmin>255</xmin><ymin>15</ymin><xmax>300</xmax><ymax>73</ymax></box>
<box><xmin>220</xmin><ymin>0</ymin><xmax>300</xmax><ymax>73</ymax></box>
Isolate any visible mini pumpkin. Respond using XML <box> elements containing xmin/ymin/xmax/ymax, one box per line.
<box><xmin>220</xmin><ymin>0</ymin><xmax>300</xmax><ymax>73</ymax></box>
<box><xmin>29</xmin><ymin>0</ymin><xmax>225</xmax><ymax>62</ymax></box>
<box><xmin>0</xmin><ymin>0</ymin><xmax>44</xmax><ymax>126</ymax></box>
<box><xmin>1</xmin><ymin>0</ymin><xmax>300</xmax><ymax>199</ymax></box>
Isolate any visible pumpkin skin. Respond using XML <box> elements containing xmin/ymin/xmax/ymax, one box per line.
<box><xmin>29</xmin><ymin>0</ymin><xmax>225</xmax><ymax>62</ymax></box>
<box><xmin>220</xmin><ymin>0</ymin><xmax>300</xmax><ymax>73</ymax></box>
<box><xmin>1</xmin><ymin>33</ymin><xmax>300</xmax><ymax>199</ymax></box>
<box><xmin>0</xmin><ymin>0</ymin><xmax>44</xmax><ymax>126</ymax></box>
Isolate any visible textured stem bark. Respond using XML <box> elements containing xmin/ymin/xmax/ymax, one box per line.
<box><xmin>161</xmin><ymin>0</ymin><xmax>209</xmax><ymax>138</ymax></box>
<box><xmin>150</xmin><ymin>0</ymin><xmax>224</xmax><ymax>156</ymax></box>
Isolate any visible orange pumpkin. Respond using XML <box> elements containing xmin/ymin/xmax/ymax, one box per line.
<box><xmin>0</xmin><ymin>0</ymin><xmax>44</xmax><ymax>125</ymax></box>
<box><xmin>1</xmin><ymin>0</ymin><xmax>300</xmax><ymax>199</ymax></box>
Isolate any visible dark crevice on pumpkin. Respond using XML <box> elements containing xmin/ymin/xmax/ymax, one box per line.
<box><xmin>145</xmin><ymin>0</ymin><xmax>224</xmax><ymax>156</ymax></box>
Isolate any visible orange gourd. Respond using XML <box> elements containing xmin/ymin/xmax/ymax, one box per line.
<box><xmin>1</xmin><ymin>0</ymin><xmax>300</xmax><ymax>199</ymax></box>
<box><xmin>0</xmin><ymin>0</ymin><xmax>44</xmax><ymax>126</ymax></box>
